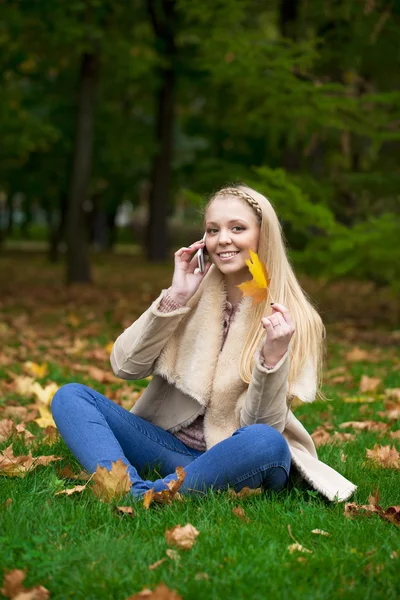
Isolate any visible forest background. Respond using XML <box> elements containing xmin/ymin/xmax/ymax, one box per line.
<box><xmin>0</xmin><ymin>0</ymin><xmax>399</xmax><ymax>291</ymax></box>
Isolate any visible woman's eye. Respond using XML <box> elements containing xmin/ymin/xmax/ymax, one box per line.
<box><xmin>232</xmin><ymin>226</ymin><xmax>244</xmax><ymax>231</ymax></box>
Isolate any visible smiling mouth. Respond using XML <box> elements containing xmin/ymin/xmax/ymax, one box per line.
<box><xmin>217</xmin><ymin>251</ymin><xmax>240</xmax><ymax>259</ymax></box>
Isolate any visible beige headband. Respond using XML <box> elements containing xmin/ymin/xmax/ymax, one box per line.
<box><xmin>212</xmin><ymin>187</ymin><xmax>262</xmax><ymax>222</ymax></box>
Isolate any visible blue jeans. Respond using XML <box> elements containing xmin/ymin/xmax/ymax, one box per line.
<box><xmin>51</xmin><ymin>383</ymin><xmax>292</xmax><ymax>500</ymax></box>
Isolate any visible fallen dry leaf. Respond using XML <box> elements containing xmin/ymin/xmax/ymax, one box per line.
<box><xmin>31</xmin><ymin>381</ymin><xmax>59</xmax><ymax>406</ymax></box>
<box><xmin>34</xmin><ymin>404</ymin><xmax>56</xmax><ymax>429</ymax></box>
<box><xmin>3</xmin><ymin>405</ymin><xmax>38</xmax><ymax>422</ymax></box>
<box><xmin>148</xmin><ymin>558</ymin><xmax>167</xmax><ymax>570</ymax></box>
<box><xmin>311</xmin><ymin>529</ymin><xmax>330</xmax><ymax>536</ymax></box>
<box><xmin>165</xmin><ymin>523</ymin><xmax>200</xmax><ymax>550</ymax></box>
<box><xmin>339</xmin><ymin>420</ymin><xmax>389</xmax><ymax>433</ymax></box>
<box><xmin>345</xmin><ymin>347</ymin><xmax>375</xmax><ymax>362</ymax></box>
<box><xmin>384</xmin><ymin>388</ymin><xmax>400</xmax><ymax>401</ymax></box>
<box><xmin>232</xmin><ymin>505</ymin><xmax>251</xmax><ymax>522</ymax></box>
<box><xmin>92</xmin><ymin>458</ymin><xmax>132</xmax><ymax>502</ymax></box>
<box><xmin>0</xmin><ymin>568</ymin><xmax>50</xmax><ymax>599</ymax></box>
<box><xmin>14</xmin><ymin>423</ymin><xmax>36</xmax><ymax>443</ymax></box>
<box><xmin>236</xmin><ymin>250</ymin><xmax>271</xmax><ymax>305</ymax></box>
<box><xmin>143</xmin><ymin>466</ymin><xmax>186</xmax><ymax>509</ymax></box>
<box><xmin>343</xmin><ymin>395</ymin><xmax>377</xmax><ymax>404</ymax></box>
<box><xmin>365</xmin><ymin>444</ymin><xmax>400</xmax><ymax>469</ymax></box>
<box><xmin>57</xmin><ymin>465</ymin><xmax>91</xmax><ymax>480</ymax></box>
<box><xmin>0</xmin><ymin>444</ymin><xmax>61</xmax><ymax>477</ymax></box>
<box><xmin>344</xmin><ymin>487</ymin><xmax>400</xmax><ymax>527</ymax></box>
<box><xmin>23</xmin><ymin>361</ymin><xmax>49</xmax><ymax>379</ymax></box>
<box><xmin>288</xmin><ymin>543</ymin><xmax>312</xmax><ymax>554</ymax></box>
<box><xmin>359</xmin><ymin>375</ymin><xmax>382</xmax><ymax>393</ymax></box>
<box><xmin>126</xmin><ymin>583</ymin><xmax>182</xmax><ymax>599</ymax></box>
<box><xmin>378</xmin><ymin>400</ymin><xmax>400</xmax><ymax>421</ymax></box>
<box><xmin>115</xmin><ymin>506</ymin><xmax>135</xmax><ymax>517</ymax></box>
<box><xmin>0</xmin><ymin>419</ymin><xmax>14</xmax><ymax>442</ymax></box>
<box><xmin>227</xmin><ymin>486</ymin><xmax>262</xmax><ymax>498</ymax></box>
<box><xmin>55</xmin><ymin>484</ymin><xmax>88</xmax><ymax>497</ymax></box>
<box><xmin>311</xmin><ymin>426</ymin><xmax>356</xmax><ymax>447</ymax></box>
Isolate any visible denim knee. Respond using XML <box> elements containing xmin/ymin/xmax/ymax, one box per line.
<box><xmin>51</xmin><ymin>382</ymin><xmax>88</xmax><ymax>416</ymax></box>
<box><xmin>233</xmin><ymin>423</ymin><xmax>291</xmax><ymax>468</ymax></box>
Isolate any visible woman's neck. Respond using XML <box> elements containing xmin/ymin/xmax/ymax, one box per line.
<box><xmin>223</xmin><ymin>269</ymin><xmax>252</xmax><ymax>305</ymax></box>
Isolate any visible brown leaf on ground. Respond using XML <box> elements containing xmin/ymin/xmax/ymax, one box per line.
<box><xmin>384</xmin><ymin>388</ymin><xmax>400</xmax><ymax>401</ymax></box>
<box><xmin>339</xmin><ymin>420</ymin><xmax>389</xmax><ymax>432</ymax></box>
<box><xmin>3</xmin><ymin>405</ymin><xmax>38</xmax><ymax>422</ymax></box>
<box><xmin>378</xmin><ymin>400</ymin><xmax>400</xmax><ymax>421</ymax></box>
<box><xmin>232</xmin><ymin>506</ymin><xmax>251</xmax><ymax>522</ymax></box>
<box><xmin>115</xmin><ymin>506</ymin><xmax>135</xmax><ymax>517</ymax></box>
<box><xmin>326</xmin><ymin>366</ymin><xmax>347</xmax><ymax>377</ymax></box>
<box><xmin>288</xmin><ymin>543</ymin><xmax>312</xmax><ymax>554</ymax></box>
<box><xmin>365</xmin><ymin>444</ymin><xmax>400</xmax><ymax>469</ymax></box>
<box><xmin>55</xmin><ymin>483</ymin><xmax>88</xmax><ymax>497</ymax></box>
<box><xmin>92</xmin><ymin>459</ymin><xmax>131</xmax><ymax>502</ymax></box>
<box><xmin>345</xmin><ymin>347</ymin><xmax>376</xmax><ymax>362</ymax></box>
<box><xmin>87</xmin><ymin>366</ymin><xmax>117</xmax><ymax>384</ymax></box>
<box><xmin>0</xmin><ymin>419</ymin><xmax>14</xmax><ymax>442</ymax></box>
<box><xmin>126</xmin><ymin>583</ymin><xmax>182</xmax><ymax>599</ymax></box>
<box><xmin>359</xmin><ymin>375</ymin><xmax>382</xmax><ymax>393</ymax></box>
<box><xmin>14</xmin><ymin>423</ymin><xmax>36</xmax><ymax>443</ymax></box>
<box><xmin>165</xmin><ymin>523</ymin><xmax>200</xmax><ymax>550</ymax></box>
<box><xmin>0</xmin><ymin>444</ymin><xmax>61</xmax><ymax>477</ymax></box>
<box><xmin>0</xmin><ymin>568</ymin><xmax>50</xmax><ymax>599</ymax></box>
<box><xmin>227</xmin><ymin>486</ymin><xmax>262</xmax><ymax>498</ymax></box>
<box><xmin>389</xmin><ymin>431</ymin><xmax>400</xmax><ymax>439</ymax></box>
<box><xmin>57</xmin><ymin>465</ymin><xmax>91</xmax><ymax>481</ymax></box>
<box><xmin>148</xmin><ymin>558</ymin><xmax>167</xmax><ymax>570</ymax></box>
<box><xmin>344</xmin><ymin>487</ymin><xmax>400</xmax><ymax>527</ymax></box>
<box><xmin>143</xmin><ymin>467</ymin><xmax>186</xmax><ymax>509</ymax></box>
<box><xmin>331</xmin><ymin>375</ymin><xmax>353</xmax><ymax>385</ymax></box>
<box><xmin>311</xmin><ymin>426</ymin><xmax>356</xmax><ymax>447</ymax></box>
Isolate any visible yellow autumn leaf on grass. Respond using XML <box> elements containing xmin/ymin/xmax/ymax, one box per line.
<box><xmin>23</xmin><ymin>361</ymin><xmax>49</xmax><ymax>379</ymax></box>
<box><xmin>237</xmin><ymin>249</ymin><xmax>271</xmax><ymax>304</ymax></box>
<box><xmin>34</xmin><ymin>405</ymin><xmax>57</xmax><ymax>429</ymax></box>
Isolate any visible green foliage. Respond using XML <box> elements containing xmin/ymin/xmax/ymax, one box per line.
<box><xmin>0</xmin><ymin>0</ymin><xmax>398</xmax><ymax>285</ymax></box>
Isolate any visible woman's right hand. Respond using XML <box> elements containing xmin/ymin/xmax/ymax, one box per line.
<box><xmin>168</xmin><ymin>239</ymin><xmax>212</xmax><ymax>305</ymax></box>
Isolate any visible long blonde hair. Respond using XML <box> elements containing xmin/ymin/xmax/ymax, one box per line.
<box><xmin>203</xmin><ymin>184</ymin><xmax>326</xmax><ymax>401</ymax></box>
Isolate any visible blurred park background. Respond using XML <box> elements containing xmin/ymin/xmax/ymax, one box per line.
<box><xmin>0</xmin><ymin>0</ymin><xmax>399</xmax><ymax>304</ymax></box>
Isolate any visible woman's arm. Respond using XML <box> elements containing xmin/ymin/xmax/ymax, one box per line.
<box><xmin>239</xmin><ymin>347</ymin><xmax>290</xmax><ymax>432</ymax></box>
<box><xmin>110</xmin><ymin>290</ymin><xmax>190</xmax><ymax>380</ymax></box>
<box><xmin>111</xmin><ymin>238</ymin><xmax>211</xmax><ymax>380</ymax></box>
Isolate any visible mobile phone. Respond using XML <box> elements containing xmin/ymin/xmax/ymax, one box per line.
<box><xmin>196</xmin><ymin>232</ymin><xmax>207</xmax><ymax>273</ymax></box>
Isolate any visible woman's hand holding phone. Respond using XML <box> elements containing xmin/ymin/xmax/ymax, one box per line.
<box><xmin>168</xmin><ymin>236</ymin><xmax>211</xmax><ymax>305</ymax></box>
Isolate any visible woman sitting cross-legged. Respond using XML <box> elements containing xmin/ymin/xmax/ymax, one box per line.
<box><xmin>51</xmin><ymin>185</ymin><xmax>357</xmax><ymax>503</ymax></box>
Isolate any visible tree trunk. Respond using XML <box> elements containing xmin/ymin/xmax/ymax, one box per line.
<box><xmin>65</xmin><ymin>52</ymin><xmax>99</xmax><ymax>283</ymax></box>
<box><xmin>48</xmin><ymin>191</ymin><xmax>67</xmax><ymax>263</ymax></box>
<box><xmin>146</xmin><ymin>0</ymin><xmax>176</xmax><ymax>261</ymax></box>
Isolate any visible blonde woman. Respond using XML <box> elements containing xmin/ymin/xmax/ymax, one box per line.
<box><xmin>52</xmin><ymin>185</ymin><xmax>357</xmax><ymax>503</ymax></box>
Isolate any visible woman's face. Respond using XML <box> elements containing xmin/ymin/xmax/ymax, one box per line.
<box><xmin>205</xmin><ymin>196</ymin><xmax>260</xmax><ymax>278</ymax></box>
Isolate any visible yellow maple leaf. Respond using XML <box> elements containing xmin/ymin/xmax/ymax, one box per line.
<box><xmin>32</xmin><ymin>382</ymin><xmax>59</xmax><ymax>406</ymax></box>
<box><xmin>104</xmin><ymin>341</ymin><xmax>114</xmax><ymax>354</ymax></box>
<box><xmin>236</xmin><ymin>249</ymin><xmax>271</xmax><ymax>304</ymax></box>
<box><xmin>34</xmin><ymin>405</ymin><xmax>57</xmax><ymax>429</ymax></box>
<box><xmin>23</xmin><ymin>361</ymin><xmax>48</xmax><ymax>379</ymax></box>
<box><xmin>92</xmin><ymin>459</ymin><xmax>132</xmax><ymax>502</ymax></box>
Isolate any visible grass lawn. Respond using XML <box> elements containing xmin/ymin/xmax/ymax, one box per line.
<box><xmin>0</xmin><ymin>252</ymin><xmax>399</xmax><ymax>600</ymax></box>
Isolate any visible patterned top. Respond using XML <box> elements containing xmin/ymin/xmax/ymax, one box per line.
<box><xmin>157</xmin><ymin>291</ymin><xmax>271</xmax><ymax>451</ymax></box>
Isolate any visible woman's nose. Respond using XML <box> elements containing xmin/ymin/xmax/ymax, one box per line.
<box><xmin>218</xmin><ymin>230</ymin><xmax>232</xmax><ymax>243</ymax></box>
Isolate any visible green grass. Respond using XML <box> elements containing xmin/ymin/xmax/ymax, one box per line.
<box><xmin>0</xmin><ymin>252</ymin><xmax>399</xmax><ymax>599</ymax></box>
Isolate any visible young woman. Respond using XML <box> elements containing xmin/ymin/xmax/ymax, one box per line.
<box><xmin>51</xmin><ymin>185</ymin><xmax>357</xmax><ymax>503</ymax></box>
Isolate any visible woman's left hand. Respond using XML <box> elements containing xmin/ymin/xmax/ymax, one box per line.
<box><xmin>261</xmin><ymin>303</ymin><xmax>295</xmax><ymax>368</ymax></box>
